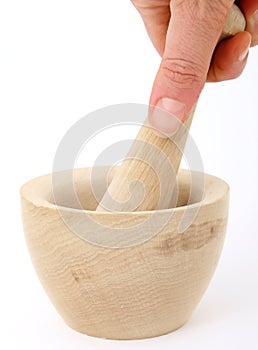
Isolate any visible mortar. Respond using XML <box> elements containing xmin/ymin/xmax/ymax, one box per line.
<box><xmin>20</xmin><ymin>166</ymin><xmax>229</xmax><ymax>340</ymax></box>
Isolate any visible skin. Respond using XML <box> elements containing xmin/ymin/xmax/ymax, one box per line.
<box><xmin>131</xmin><ymin>0</ymin><xmax>258</xmax><ymax>132</ymax></box>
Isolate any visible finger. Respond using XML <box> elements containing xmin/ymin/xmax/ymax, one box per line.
<box><xmin>149</xmin><ymin>1</ymin><xmax>234</xmax><ymax>134</ymax></box>
<box><xmin>131</xmin><ymin>0</ymin><xmax>170</xmax><ymax>55</ymax></box>
<box><xmin>236</xmin><ymin>0</ymin><xmax>258</xmax><ymax>46</ymax></box>
<box><xmin>207</xmin><ymin>31</ymin><xmax>252</xmax><ymax>82</ymax></box>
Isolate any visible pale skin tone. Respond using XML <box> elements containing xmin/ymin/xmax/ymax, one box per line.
<box><xmin>131</xmin><ymin>0</ymin><xmax>258</xmax><ymax>133</ymax></box>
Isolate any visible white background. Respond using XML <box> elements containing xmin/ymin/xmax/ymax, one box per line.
<box><xmin>0</xmin><ymin>0</ymin><xmax>258</xmax><ymax>349</ymax></box>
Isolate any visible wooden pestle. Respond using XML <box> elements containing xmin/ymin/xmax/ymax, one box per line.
<box><xmin>97</xmin><ymin>4</ymin><xmax>245</xmax><ymax>212</ymax></box>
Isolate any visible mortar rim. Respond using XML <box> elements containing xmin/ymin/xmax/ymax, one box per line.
<box><xmin>20</xmin><ymin>167</ymin><xmax>229</xmax><ymax>216</ymax></box>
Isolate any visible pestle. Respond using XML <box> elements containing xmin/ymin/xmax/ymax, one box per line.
<box><xmin>97</xmin><ymin>4</ymin><xmax>245</xmax><ymax>212</ymax></box>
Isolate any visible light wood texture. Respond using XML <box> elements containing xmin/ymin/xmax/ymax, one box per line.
<box><xmin>21</xmin><ymin>167</ymin><xmax>229</xmax><ymax>340</ymax></box>
<box><xmin>97</xmin><ymin>4</ymin><xmax>245</xmax><ymax>212</ymax></box>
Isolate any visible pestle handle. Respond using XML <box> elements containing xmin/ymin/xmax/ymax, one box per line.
<box><xmin>97</xmin><ymin>4</ymin><xmax>245</xmax><ymax>212</ymax></box>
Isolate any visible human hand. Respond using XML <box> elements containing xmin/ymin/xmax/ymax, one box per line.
<box><xmin>132</xmin><ymin>0</ymin><xmax>257</xmax><ymax>133</ymax></box>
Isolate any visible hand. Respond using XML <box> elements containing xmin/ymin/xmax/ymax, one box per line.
<box><xmin>132</xmin><ymin>0</ymin><xmax>257</xmax><ymax>134</ymax></box>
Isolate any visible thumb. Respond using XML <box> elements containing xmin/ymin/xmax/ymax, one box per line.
<box><xmin>149</xmin><ymin>1</ymin><xmax>234</xmax><ymax>134</ymax></box>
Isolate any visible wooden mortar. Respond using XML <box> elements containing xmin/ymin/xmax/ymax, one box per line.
<box><xmin>21</xmin><ymin>166</ymin><xmax>229</xmax><ymax>340</ymax></box>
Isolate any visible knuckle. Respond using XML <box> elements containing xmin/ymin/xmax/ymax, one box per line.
<box><xmin>160</xmin><ymin>58</ymin><xmax>205</xmax><ymax>89</ymax></box>
<box><xmin>210</xmin><ymin>1</ymin><xmax>232</xmax><ymax>24</ymax></box>
<box><xmin>172</xmin><ymin>0</ymin><xmax>231</xmax><ymax>25</ymax></box>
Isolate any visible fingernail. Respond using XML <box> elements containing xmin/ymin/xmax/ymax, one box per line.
<box><xmin>149</xmin><ymin>98</ymin><xmax>186</xmax><ymax>135</ymax></box>
<box><xmin>239</xmin><ymin>40</ymin><xmax>251</xmax><ymax>61</ymax></box>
